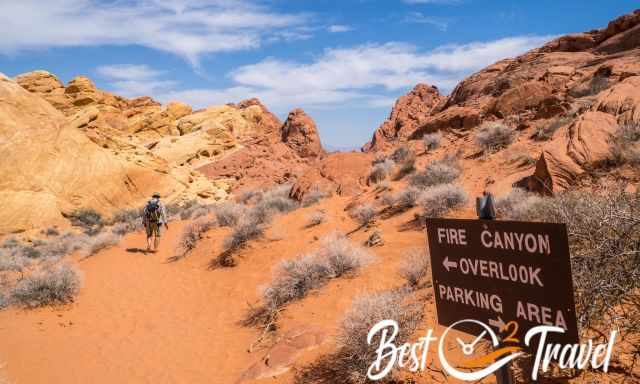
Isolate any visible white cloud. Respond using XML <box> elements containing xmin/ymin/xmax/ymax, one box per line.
<box><xmin>404</xmin><ymin>12</ymin><xmax>449</xmax><ymax>31</ymax></box>
<box><xmin>105</xmin><ymin>35</ymin><xmax>551</xmax><ymax>111</ymax></box>
<box><xmin>0</xmin><ymin>0</ymin><xmax>307</xmax><ymax>66</ymax></box>
<box><xmin>96</xmin><ymin>64</ymin><xmax>177</xmax><ymax>97</ymax></box>
<box><xmin>327</xmin><ymin>25</ymin><xmax>354</xmax><ymax>33</ymax></box>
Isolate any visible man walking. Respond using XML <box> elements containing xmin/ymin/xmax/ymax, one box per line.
<box><xmin>143</xmin><ymin>192</ymin><xmax>168</xmax><ymax>253</ymax></box>
<box><xmin>476</xmin><ymin>189</ymin><xmax>497</xmax><ymax>220</ymax></box>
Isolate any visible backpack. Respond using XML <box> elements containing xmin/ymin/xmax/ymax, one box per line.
<box><xmin>145</xmin><ymin>200</ymin><xmax>161</xmax><ymax>223</ymax></box>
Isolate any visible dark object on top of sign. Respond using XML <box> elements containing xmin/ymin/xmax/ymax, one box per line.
<box><xmin>425</xmin><ymin>217</ymin><xmax>579</xmax><ymax>347</ymax></box>
<box><xmin>476</xmin><ymin>190</ymin><xmax>497</xmax><ymax>220</ymax></box>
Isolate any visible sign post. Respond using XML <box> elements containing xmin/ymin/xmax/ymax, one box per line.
<box><xmin>425</xmin><ymin>218</ymin><xmax>579</xmax><ymax>380</ymax></box>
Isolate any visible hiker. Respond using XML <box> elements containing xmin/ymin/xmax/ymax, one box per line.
<box><xmin>143</xmin><ymin>192</ymin><xmax>168</xmax><ymax>252</ymax></box>
<box><xmin>476</xmin><ymin>190</ymin><xmax>497</xmax><ymax>220</ymax></box>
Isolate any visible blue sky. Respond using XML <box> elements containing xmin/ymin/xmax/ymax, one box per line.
<box><xmin>1</xmin><ymin>1</ymin><xmax>637</xmax><ymax>149</ymax></box>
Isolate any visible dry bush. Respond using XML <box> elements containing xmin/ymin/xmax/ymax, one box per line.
<box><xmin>611</xmin><ymin>121</ymin><xmax>640</xmax><ymax>165</ymax></box>
<box><xmin>296</xmin><ymin>288</ymin><xmax>422</xmax><ymax>384</ymax></box>
<box><xmin>501</xmin><ymin>188</ymin><xmax>640</xmax><ymax>365</ymax></box>
<box><xmin>0</xmin><ymin>234</ymin><xmax>90</xmax><ymax>271</ymax></box>
<box><xmin>350</xmin><ymin>203</ymin><xmax>376</xmax><ymax>226</ymax></box>
<box><xmin>398</xmin><ymin>248</ymin><xmax>430</xmax><ymax>288</ymax></box>
<box><xmin>394</xmin><ymin>156</ymin><xmax>416</xmax><ymax>180</ymax></box>
<box><xmin>306</xmin><ymin>211</ymin><xmax>326</xmax><ymax>227</ymax></box>
<box><xmin>1</xmin><ymin>238</ymin><xmax>20</xmax><ymax>249</ymax></box>
<box><xmin>419</xmin><ymin>184</ymin><xmax>467</xmax><ymax>218</ymax></box>
<box><xmin>10</xmin><ymin>264</ymin><xmax>81</xmax><ymax>308</ymax></box>
<box><xmin>222</xmin><ymin>216</ymin><xmax>265</xmax><ymax>253</ymax></box>
<box><xmin>261</xmin><ymin>233</ymin><xmax>371</xmax><ymax>312</ymax></box>
<box><xmin>174</xmin><ymin>217</ymin><xmax>216</xmax><ymax>259</ymax></box>
<box><xmin>495</xmin><ymin>188</ymin><xmax>543</xmax><ymax>219</ymax></box>
<box><xmin>165</xmin><ymin>199</ymin><xmax>197</xmax><ymax>219</ymax></box>
<box><xmin>475</xmin><ymin>122</ymin><xmax>515</xmax><ymax>152</ymax></box>
<box><xmin>506</xmin><ymin>150</ymin><xmax>536</xmax><ymax>167</ymax></box>
<box><xmin>44</xmin><ymin>227</ymin><xmax>60</xmax><ymax>237</ymax></box>
<box><xmin>410</xmin><ymin>159</ymin><xmax>461</xmax><ymax>188</ymax></box>
<box><xmin>368</xmin><ymin>159</ymin><xmax>395</xmax><ymax>184</ymax></box>
<box><xmin>0</xmin><ymin>252</ymin><xmax>30</xmax><ymax>272</ymax></box>
<box><xmin>258</xmin><ymin>192</ymin><xmax>298</xmax><ymax>214</ymax></box>
<box><xmin>81</xmin><ymin>232</ymin><xmax>121</xmax><ymax>257</ymax></box>
<box><xmin>387</xmin><ymin>187</ymin><xmax>420</xmax><ymax>212</ymax></box>
<box><xmin>109</xmin><ymin>208</ymin><xmax>143</xmax><ymax>235</ymax></box>
<box><xmin>533</xmin><ymin>116</ymin><xmax>572</xmax><ymax>141</ymax></box>
<box><xmin>423</xmin><ymin>131</ymin><xmax>442</xmax><ymax>151</ymax></box>
<box><xmin>390</xmin><ymin>146</ymin><xmax>412</xmax><ymax>162</ymax></box>
<box><xmin>68</xmin><ymin>208</ymin><xmax>104</xmax><ymax>235</ymax></box>
<box><xmin>238</xmin><ymin>189</ymin><xmax>263</xmax><ymax>204</ymax></box>
<box><xmin>214</xmin><ymin>202</ymin><xmax>246</xmax><ymax>227</ymax></box>
<box><xmin>303</xmin><ymin>187</ymin><xmax>330</xmax><ymax>207</ymax></box>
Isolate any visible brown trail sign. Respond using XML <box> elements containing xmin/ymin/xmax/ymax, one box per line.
<box><xmin>426</xmin><ymin>218</ymin><xmax>579</xmax><ymax>346</ymax></box>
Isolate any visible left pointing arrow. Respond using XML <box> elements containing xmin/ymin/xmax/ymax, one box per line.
<box><xmin>443</xmin><ymin>256</ymin><xmax>458</xmax><ymax>272</ymax></box>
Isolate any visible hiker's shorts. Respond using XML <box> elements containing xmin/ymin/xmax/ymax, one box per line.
<box><xmin>146</xmin><ymin>222</ymin><xmax>161</xmax><ymax>238</ymax></box>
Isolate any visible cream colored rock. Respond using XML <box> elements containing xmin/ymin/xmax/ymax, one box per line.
<box><xmin>0</xmin><ymin>73</ymin><xmax>220</xmax><ymax>234</ymax></box>
<box><xmin>175</xmin><ymin>105</ymin><xmax>267</xmax><ymax>139</ymax></box>
<box><xmin>151</xmin><ymin>126</ymin><xmax>237</xmax><ymax>166</ymax></box>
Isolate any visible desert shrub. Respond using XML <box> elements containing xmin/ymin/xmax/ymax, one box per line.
<box><xmin>0</xmin><ymin>293</ymin><xmax>7</xmax><ymax>310</ymax></box>
<box><xmin>423</xmin><ymin>131</ymin><xmax>442</xmax><ymax>151</ymax></box>
<box><xmin>81</xmin><ymin>232</ymin><xmax>121</xmax><ymax>257</ymax></box>
<box><xmin>306</xmin><ymin>211</ymin><xmax>326</xmax><ymax>227</ymax></box>
<box><xmin>410</xmin><ymin>159</ymin><xmax>461</xmax><ymax>188</ymax></box>
<box><xmin>475</xmin><ymin>122</ymin><xmax>515</xmax><ymax>152</ymax></box>
<box><xmin>258</xmin><ymin>193</ymin><xmax>298</xmax><ymax>214</ymax></box>
<box><xmin>51</xmin><ymin>233</ymin><xmax>89</xmax><ymax>257</ymax></box>
<box><xmin>68</xmin><ymin>208</ymin><xmax>104</xmax><ymax>235</ymax></box>
<box><xmin>611</xmin><ymin>121</ymin><xmax>640</xmax><ymax>165</ymax></box>
<box><xmin>533</xmin><ymin>116</ymin><xmax>572</xmax><ymax>141</ymax></box>
<box><xmin>110</xmin><ymin>223</ymin><xmax>129</xmax><ymax>236</ymax></box>
<box><xmin>20</xmin><ymin>246</ymin><xmax>42</xmax><ymax>259</ymax></box>
<box><xmin>165</xmin><ymin>199</ymin><xmax>197</xmax><ymax>218</ymax></box>
<box><xmin>189</xmin><ymin>206</ymin><xmax>210</xmax><ymax>220</ymax></box>
<box><xmin>44</xmin><ymin>227</ymin><xmax>60</xmax><ymax>237</ymax></box>
<box><xmin>368</xmin><ymin>159</ymin><xmax>395</xmax><ymax>184</ymax></box>
<box><xmin>223</xmin><ymin>216</ymin><xmax>265</xmax><ymax>252</ymax></box>
<box><xmin>214</xmin><ymin>202</ymin><xmax>246</xmax><ymax>227</ymax></box>
<box><xmin>173</xmin><ymin>217</ymin><xmax>215</xmax><ymax>259</ymax></box>
<box><xmin>419</xmin><ymin>184</ymin><xmax>467</xmax><ymax>218</ymax></box>
<box><xmin>0</xmin><ymin>252</ymin><xmax>30</xmax><ymax>272</ymax></box>
<box><xmin>350</xmin><ymin>203</ymin><xmax>376</xmax><ymax>226</ymax></box>
<box><xmin>109</xmin><ymin>208</ymin><xmax>142</xmax><ymax>235</ymax></box>
<box><xmin>495</xmin><ymin>188</ymin><xmax>543</xmax><ymax>219</ymax></box>
<box><xmin>297</xmin><ymin>288</ymin><xmax>422</xmax><ymax>384</ymax></box>
<box><xmin>302</xmin><ymin>187</ymin><xmax>329</xmax><ymax>207</ymax></box>
<box><xmin>499</xmin><ymin>188</ymin><xmax>640</xmax><ymax>360</ymax></box>
<box><xmin>10</xmin><ymin>264</ymin><xmax>81</xmax><ymax>308</ymax></box>
<box><xmin>238</xmin><ymin>189</ymin><xmax>263</xmax><ymax>204</ymax></box>
<box><xmin>394</xmin><ymin>187</ymin><xmax>421</xmax><ymax>211</ymax></box>
<box><xmin>262</xmin><ymin>233</ymin><xmax>371</xmax><ymax>311</ymax></box>
<box><xmin>506</xmin><ymin>150</ymin><xmax>536</xmax><ymax>166</ymax></box>
<box><xmin>398</xmin><ymin>248</ymin><xmax>430</xmax><ymax>288</ymax></box>
<box><xmin>394</xmin><ymin>156</ymin><xmax>416</xmax><ymax>180</ymax></box>
<box><xmin>390</xmin><ymin>146</ymin><xmax>412</xmax><ymax>162</ymax></box>
<box><xmin>1</xmin><ymin>237</ymin><xmax>20</xmax><ymax>249</ymax></box>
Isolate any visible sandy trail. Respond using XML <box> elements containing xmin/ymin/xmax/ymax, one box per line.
<box><xmin>0</xmin><ymin>198</ymin><xmax>403</xmax><ymax>384</ymax></box>
<box><xmin>0</xmin><ymin>194</ymin><xmax>493</xmax><ymax>384</ymax></box>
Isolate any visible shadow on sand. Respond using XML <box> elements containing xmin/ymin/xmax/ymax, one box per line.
<box><xmin>126</xmin><ymin>247</ymin><xmax>150</xmax><ymax>254</ymax></box>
